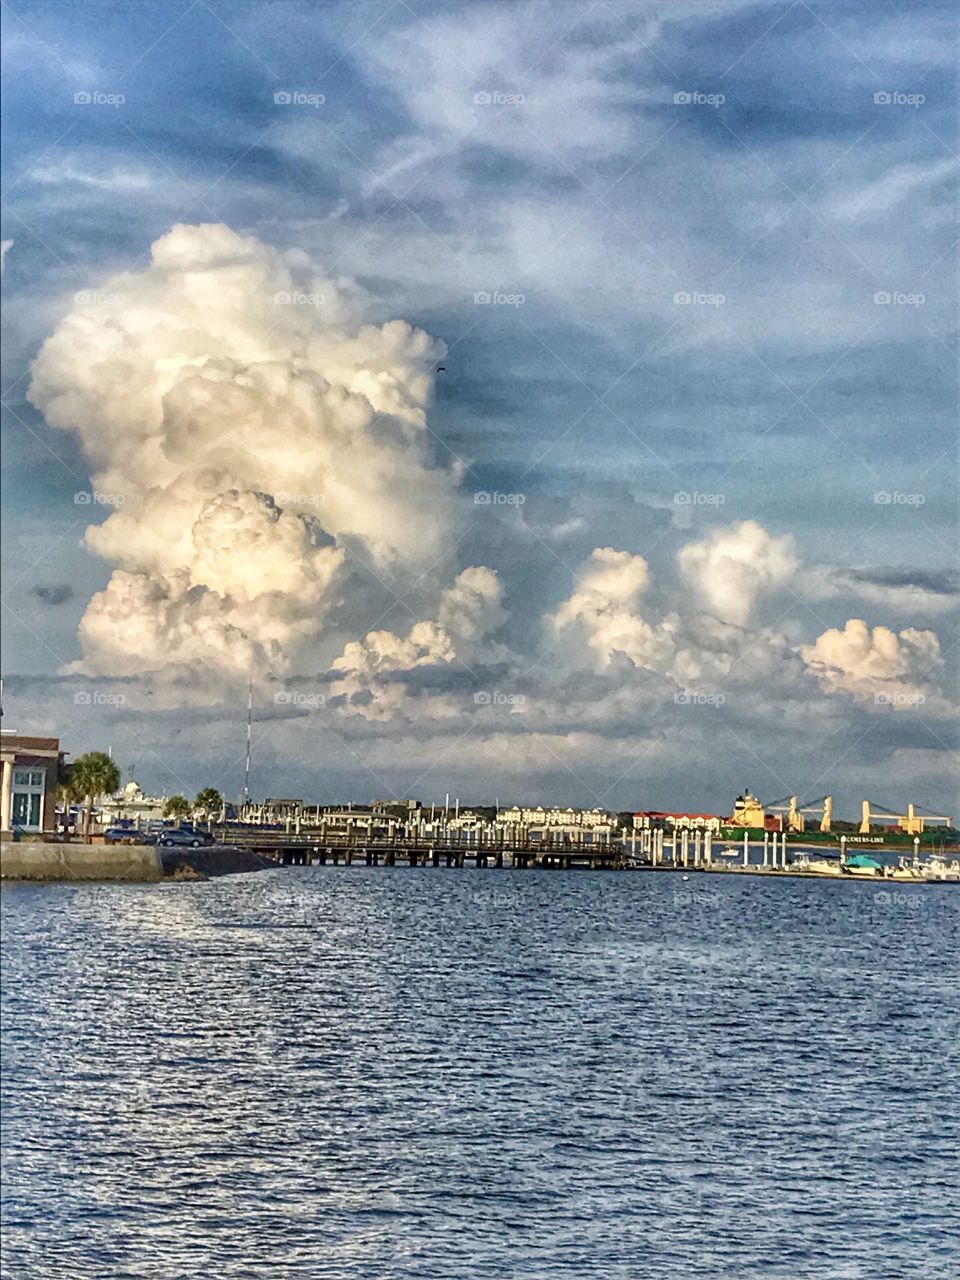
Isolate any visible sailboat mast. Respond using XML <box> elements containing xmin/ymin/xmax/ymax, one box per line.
<box><xmin>242</xmin><ymin>680</ymin><xmax>253</xmax><ymax>805</ymax></box>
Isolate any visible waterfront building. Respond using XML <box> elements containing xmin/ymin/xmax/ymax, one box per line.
<box><xmin>263</xmin><ymin>798</ymin><xmax>303</xmax><ymax>819</ymax></box>
<box><xmin>500</xmin><ymin>805</ymin><xmax>613</xmax><ymax>827</ymax></box>
<box><xmin>96</xmin><ymin>780</ymin><xmax>168</xmax><ymax>828</ymax></box>
<box><xmin>633</xmin><ymin>811</ymin><xmax>722</xmax><ymax>833</ymax></box>
<box><xmin>0</xmin><ymin>731</ymin><xmax>64</xmax><ymax>836</ymax></box>
<box><xmin>373</xmin><ymin>799</ymin><xmax>422</xmax><ymax>815</ymax></box>
<box><xmin>523</xmin><ymin>821</ymin><xmax>618</xmax><ymax>846</ymax></box>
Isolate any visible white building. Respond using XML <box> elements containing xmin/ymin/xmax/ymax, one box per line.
<box><xmin>96</xmin><ymin>780</ymin><xmax>168</xmax><ymax>827</ymax></box>
<box><xmin>500</xmin><ymin>805</ymin><xmax>614</xmax><ymax>828</ymax></box>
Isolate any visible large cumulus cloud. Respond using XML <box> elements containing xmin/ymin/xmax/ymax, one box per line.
<box><xmin>678</xmin><ymin>520</ymin><xmax>798</xmax><ymax>627</ymax></box>
<box><xmin>29</xmin><ymin>222</ymin><xmax>461</xmax><ymax>677</ymax></box>
<box><xmin>329</xmin><ymin>567</ymin><xmax>507</xmax><ymax>721</ymax></box>
<box><xmin>549</xmin><ymin>540</ymin><xmax>798</xmax><ymax>691</ymax></box>
<box><xmin>801</xmin><ymin>619</ymin><xmax>946</xmax><ymax>710</ymax></box>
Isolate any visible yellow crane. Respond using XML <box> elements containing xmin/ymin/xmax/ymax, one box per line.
<box><xmin>764</xmin><ymin>795</ymin><xmax>833</xmax><ymax>833</ymax></box>
<box><xmin>859</xmin><ymin>800</ymin><xmax>953</xmax><ymax>835</ymax></box>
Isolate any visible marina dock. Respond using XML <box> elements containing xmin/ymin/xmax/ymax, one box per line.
<box><xmin>211</xmin><ymin>828</ymin><xmax>959</xmax><ymax>883</ymax></box>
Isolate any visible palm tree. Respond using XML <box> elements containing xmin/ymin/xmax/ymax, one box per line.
<box><xmin>194</xmin><ymin>788</ymin><xmax>223</xmax><ymax>829</ymax></box>
<box><xmin>55</xmin><ymin>781</ymin><xmax>74</xmax><ymax>834</ymax></box>
<box><xmin>68</xmin><ymin>752</ymin><xmax>121</xmax><ymax>841</ymax></box>
<box><xmin>163</xmin><ymin>795</ymin><xmax>191</xmax><ymax>824</ymax></box>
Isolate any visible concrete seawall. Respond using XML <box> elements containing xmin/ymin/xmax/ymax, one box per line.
<box><xmin>0</xmin><ymin>842</ymin><xmax>164</xmax><ymax>883</ymax></box>
<box><xmin>161</xmin><ymin>846</ymin><xmax>278</xmax><ymax>878</ymax></box>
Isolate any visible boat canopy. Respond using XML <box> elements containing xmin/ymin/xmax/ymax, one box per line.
<box><xmin>845</xmin><ymin>854</ymin><xmax>883</xmax><ymax>869</ymax></box>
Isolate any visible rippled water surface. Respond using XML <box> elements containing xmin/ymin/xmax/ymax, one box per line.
<box><xmin>2</xmin><ymin>867</ymin><xmax>958</xmax><ymax>1279</ymax></box>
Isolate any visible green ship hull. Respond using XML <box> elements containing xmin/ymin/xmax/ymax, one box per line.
<box><xmin>719</xmin><ymin>826</ymin><xmax>958</xmax><ymax>851</ymax></box>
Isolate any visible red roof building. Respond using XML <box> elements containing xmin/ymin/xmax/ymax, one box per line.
<box><xmin>633</xmin><ymin>811</ymin><xmax>721</xmax><ymax>831</ymax></box>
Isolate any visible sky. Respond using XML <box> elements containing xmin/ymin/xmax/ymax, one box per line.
<box><xmin>1</xmin><ymin>0</ymin><xmax>957</xmax><ymax>819</ymax></box>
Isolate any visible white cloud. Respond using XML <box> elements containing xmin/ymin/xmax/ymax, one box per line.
<box><xmin>329</xmin><ymin>566</ymin><xmax>506</xmax><ymax>720</ymax></box>
<box><xmin>28</xmin><ymin>222</ymin><xmax>461</xmax><ymax>678</ymax></box>
<box><xmin>329</xmin><ymin>620</ymin><xmax>459</xmax><ymax>722</ymax></box>
<box><xmin>550</xmin><ymin>544</ymin><xmax>795</xmax><ymax>690</ymax></box>
<box><xmin>436</xmin><ymin>565</ymin><xmax>507</xmax><ymax>657</ymax></box>
<box><xmin>552</xmin><ymin>548</ymin><xmax>657</xmax><ymax>670</ymax></box>
<box><xmin>801</xmin><ymin>618</ymin><xmax>942</xmax><ymax>707</ymax></box>
<box><xmin>30</xmin><ymin>162</ymin><xmax>158</xmax><ymax>194</ymax></box>
<box><xmin>803</xmin><ymin>565</ymin><xmax>960</xmax><ymax>617</ymax></box>
<box><xmin>678</xmin><ymin>520</ymin><xmax>798</xmax><ymax>626</ymax></box>
<box><xmin>359</xmin><ymin>5</ymin><xmax>653</xmax><ymax>170</ymax></box>
<box><xmin>828</xmin><ymin>158</ymin><xmax>957</xmax><ymax>223</ymax></box>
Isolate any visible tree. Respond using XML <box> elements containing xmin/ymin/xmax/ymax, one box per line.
<box><xmin>56</xmin><ymin>782</ymin><xmax>75</xmax><ymax>836</ymax></box>
<box><xmin>68</xmin><ymin>752</ymin><xmax>121</xmax><ymax>841</ymax></box>
<box><xmin>164</xmin><ymin>795</ymin><xmax>191</xmax><ymax>823</ymax></box>
<box><xmin>194</xmin><ymin>788</ymin><xmax>223</xmax><ymax>828</ymax></box>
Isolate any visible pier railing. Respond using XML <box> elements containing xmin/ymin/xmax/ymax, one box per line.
<box><xmin>211</xmin><ymin>826</ymin><xmax>633</xmax><ymax>868</ymax></box>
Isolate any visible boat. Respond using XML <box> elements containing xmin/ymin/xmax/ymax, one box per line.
<box><xmin>842</xmin><ymin>854</ymin><xmax>884</xmax><ymax>877</ymax></box>
<box><xmin>886</xmin><ymin>862</ymin><xmax>924</xmax><ymax>882</ymax></box>
<box><xmin>794</xmin><ymin>855</ymin><xmax>842</xmax><ymax>876</ymax></box>
<box><xmin>921</xmin><ymin>858</ymin><xmax>960</xmax><ymax>883</ymax></box>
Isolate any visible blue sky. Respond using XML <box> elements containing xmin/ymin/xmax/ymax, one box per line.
<box><xmin>1</xmin><ymin>0</ymin><xmax>957</xmax><ymax>817</ymax></box>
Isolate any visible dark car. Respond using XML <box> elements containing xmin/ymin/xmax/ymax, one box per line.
<box><xmin>104</xmin><ymin>825</ymin><xmax>156</xmax><ymax>845</ymax></box>
<box><xmin>157</xmin><ymin>827</ymin><xmax>215</xmax><ymax>848</ymax></box>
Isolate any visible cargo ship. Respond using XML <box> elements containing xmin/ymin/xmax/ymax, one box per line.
<box><xmin>719</xmin><ymin>789</ymin><xmax>958</xmax><ymax>852</ymax></box>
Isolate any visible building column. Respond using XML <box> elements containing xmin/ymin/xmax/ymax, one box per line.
<box><xmin>1</xmin><ymin>760</ymin><xmax>13</xmax><ymax>833</ymax></box>
<box><xmin>39</xmin><ymin>777</ymin><xmax>47</xmax><ymax>834</ymax></box>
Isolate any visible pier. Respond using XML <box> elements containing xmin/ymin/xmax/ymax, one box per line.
<box><xmin>210</xmin><ymin>826</ymin><xmax>958</xmax><ymax>883</ymax></box>
<box><xmin>214</xmin><ymin>828</ymin><xmax>630</xmax><ymax>871</ymax></box>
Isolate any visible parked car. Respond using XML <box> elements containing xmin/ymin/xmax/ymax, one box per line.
<box><xmin>157</xmin><ymin>826</ymin><xmax>215</xmax><ymax>848</ymax></box>
<box><xmin>104</xmin><ymin>826</ymin><xmax>156</xmax><ymax>845</ymax></box>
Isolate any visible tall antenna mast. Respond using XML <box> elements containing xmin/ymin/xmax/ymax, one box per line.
<box><xmin>242</xmin><ymin>679</ymin><xmax>253</xmax><ymax>806</ymax></box>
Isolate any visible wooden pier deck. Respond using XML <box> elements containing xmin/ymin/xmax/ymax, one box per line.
<box><xmin>213</xmin><ymin>829</ymin><xmax>629</xmax><ymax>870</ymax></box>
<box><xmin>210</xmin><ymin>829</ymin><xmax>958</xmax><ymax>882</ymax></box>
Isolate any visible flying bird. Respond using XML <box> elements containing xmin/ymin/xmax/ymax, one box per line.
<box><xmin>436</xmin><ymin>365</ymin><xmax>446</xmax><ymax>372</ymax></box>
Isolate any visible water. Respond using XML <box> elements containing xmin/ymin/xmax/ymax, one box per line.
<box><xmin>2</xmin><ymin>867</ymin><xmax>958</xmax><ymax>1279</ymax></box>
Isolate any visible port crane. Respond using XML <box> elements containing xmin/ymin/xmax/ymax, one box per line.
<box><xmin>859</xmin><ymin>800</ymin><xmax>953</xmax><ymax>835</ymax></box>
<box><xmin>764</xmin><ymin>794</ymin><xmax>833</xmax><ymax>833</ymax></box>
<box><xmin>760</xmin><ymin>794</ymin><xmax>953</xmax><ymax>835</ymax></box>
